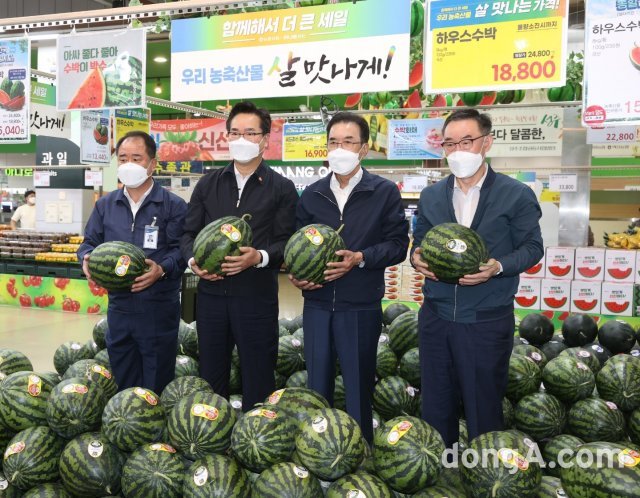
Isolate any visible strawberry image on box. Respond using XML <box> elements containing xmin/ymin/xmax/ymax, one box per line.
<box><xmin>574</xmin><ymin>247</ymin><xmax>605</xmax><ymax>281</ymax></box>
<box><xmin>605</xmin><ymin>249</ymin><xmax>636</xmax><ymax>283</ymax></box>
<box><xmin>545</xmin><ymin>247</ymin><xmax>575</xmax><ymax>280</ymax></box>
<box><xmin>570</xmin><ymin>280</ymin><xmax>601</xmax><ymax>314</ymax></box>
<box><xmin>541</xmin><ymin>278</ymin><xmax>571</xmax><ymax>312</ymax></box>
<box><xmin>601</xmin><ymin>281</ymin><xmax>634</xmax><ymax>316</ymax></box>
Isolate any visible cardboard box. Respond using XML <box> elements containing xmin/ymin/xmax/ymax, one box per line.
<box><xmin>601</xmin><ymin>281</ymin><xmax>635</xmax><ymax>316</ymax></box>
<box><xmin>605</xmin><ymin>249</ymin><xmax>637</xmax><ymax>283</ymax></box>
<box><xmin>541</xmin><ymin>278</ymin><xmax>571</xmax><ymax>312</ymax></box>
<box><xmin>634</xmin><ymin>284</ymin><xmax>640</xmax><ymax>317</ymax></box>
<box><xmin>515</xmin><ymin>278</ymin><xmax>541</xmax><ymax>310</ymax></box>
<box><xmin>545</xmin><ymin>247</ymin><xmax>575</xmax><ymax>280</ymax></box>
<box><xmin>570</xmin><ymin>280</ymin><xmax>601</xmax><ymax>314</ymax></box>
<box><xmin>635</xmin><ymin>251</ymin><xmax>640</xmax><ymax>284</ymax></box>
<box><xmin>522</xmin><ymin>257</ymin><xmax>545</xmax><ymax>278</ymax></box>
<box><xmin>574</xmin><ymin>247</ymin><xmax>606</xmax><ymax>281</ymax></box>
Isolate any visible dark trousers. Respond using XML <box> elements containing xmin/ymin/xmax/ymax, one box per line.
<box><xmin>106</xmin><ymin>298</ymin><xmax>179</xmax><ymax>394</ymax></box>
<box><xmin>196</xmin><ymin>293</ymin><xmax>278</xmax><ymax>411</ymax></box>
<box><xmin>303</xmin><ymin>306</ymin><xmax>382</xmax><ymax>444</ymax></box>
<box><xmin>419</xmin><ymin>306</ymin><xmax>514</xmax><ymax>448</ymax></box>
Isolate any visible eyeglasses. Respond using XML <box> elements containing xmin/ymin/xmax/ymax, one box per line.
<box><xmin>227</xmin><ymin>131</ymin><xmax>264</xmax><ymax>141</ymax></box>
<box><xmin>441</xmin><ymin>134</ymin><xmax>488</xmax><ymax>152</ymax></box>
<box><xmin>327</xmin><ymin>140</ymin><xmax>362</xmax><ymax>150</ymax></box>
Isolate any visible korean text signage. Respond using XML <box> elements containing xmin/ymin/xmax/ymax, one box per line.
<box><xmin>30</xmin><ymin>82</ymin><xmax>70</xmax><ymax>139</ymax></box>
<box><xmin>0</xmin><ymin>37</ymin><xmax>30</xmax><ymax>143</ymax></box>
<box><xmin>114</xmin><ymin>108</ymin><xmax>150</xmax><ymax>146</ymax></box>
<box><xmin>171</xmin><ymin>0</ymin><xmax>410</xmax><ymax>101</ymax></box>
<box><xmin>387</xmin><ymin>118</ymin><xmax>445</xmax><ymax>160</ymax></box>
<box><xmin>57</xmin><ymin>29</ymin><xmax>146</xmax><ymax>111</ymax></box>
<box><xmin>424</xmin><ymin>0</ymin><xmax>568</xmax><ymax>93</ymax></box>
<box><xmin>283</xmin><ymin>122</ymin><xmax>327</xmax><ymax>161</ymax></box>
<box><xmin>80</xmin><ymin>110</ymin><xmax>111</xmax><ymax>165</ymax></box>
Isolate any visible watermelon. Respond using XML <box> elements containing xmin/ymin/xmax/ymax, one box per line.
<box><xmin>193</xmin><ymin>215</ymin><xmax>253</xmax><ymax>275</ymax></box>
<box><xmin>514</xmin><ymin>392</ymin><xmax>566</xmax><ymax>441</ymax></box>
<box><xmin>538</xmin><ymin>476</ymin><xmax>566</xmax><ymax>498</ymax></box>
<box><xmin>596</xmin><ymin>354</ymin><xmax>640</xmax><ymax>412</ymax></box>
<box><xmin>398</xmin><ymin>348</ymin><xmax>420</xmax><ymax>387</ymax></box>
<box><xmin>410</xmin><ymin>0</ymin><xmax>424</xmax><ymax>37</ymax></box>
<box><xmin>519</xmin><ymin>314</ymin><xmax>554</xmax><ymax>346</ymax></box>
<box><xmin>558</xmin><ymin>347</ymin><xmax>601</xmax><ymax>373</ymax></box>
<box><xmin>121</xmin><ymin>443</ymin><xmax>185</xmax><ymax>498</ymax></box>
<box><xmin>276</xmin><ymin>335</ymin><xmax>305</xmax><ymax>376</ymax></box>
<box><xmin>506</xmin><ymin>355</ymin><xmax>542</xmax><ymax>402</ymax></box>
<box><xmin>419</xmin><ymin>223</ymin><xmax>489</xmax><ymax>284</ymax></box>
<box><xmin>22</xmin><ymin>483</ymin><xmax>72</xmax><ymax>498</ymax></box>
<box><xmin>629</xmin><ymin>408</ymin><xmax>640</xmax><ymax>444</ymax></box>
<box><xmin>36</xmin><ymin>371</ymin><xmax>60</xmax><ymax>387</ymax></box>
<box><xmin>160</xmin><ymin>375</ymin><xmax>213</xmax><ymax>412</ymax></box>
<box><xmin>409</xmin><ymin>63</ymin><xmax>424</xmax><ymax>89</ymax></box>
<box><xmin>434</xmin><ymin>467</ymin><xmax>465</xmax><ymax>494</ymax></box>
<box><xmin>414</xmin><ymin>486</ymin><xmax>466</xmax><ymax>497</ymax></box>
<box><xmin>560</xmin><ymin>441</ymin><xmax>640</xmax><ymax>497</ymax></box>
<box><xmin>92</xmin><ymin>318</ymin><xmax>109</xmax><ymax>350</ymax></box>
<box><xmin>547</xmin><ymin>83</ymin><xmax>575</xmax><ymax>103</ymax></box>
<box><xmin>88</xmin><ymin>241</ymin><xmax>149</xmax><ymax>292</ymax></box>
<box><xmin>263</xmin><ymin>387</ymin><xmax>330</xmax><ymax>428</ymax></box>
<box><xmin>374</xmin><ymin>416</ymin><xmax>445</xmax><ymax>494</ymax></box>
<box><xmin>178</xmin><ymin>321</ymin><xmax>198</xmax><ymax>358</ymax></box>
<box><xmin>103</xmin><ymin>53</ymin><xmax>144</xmax><ymax>107</ymax></box>
<box><xmin>373</xmin><ymin>376</ymin><xmax>418</xmax><ymax>420</ymax></box>
<box><xmin>284</xmin><ymin>224</ymin><xmax>345</xmax><ymax>284</ymax></box>
<box><xmin>101</xmin><ymin>387</ymin><xmax>165</xmax><ymax>452</ymax></box>
<box><xmin>46</xmin><ymin>377</ymin><xmax>106</xmax><ymax>439</ymax></box>
<box><xmin>85</xmin><ymin>339</ymin><xmax>99</xmax><ymax>357</ymax></box>
<box><xmin>502</xmin><ymin>397</ymin><xmax>515</xmax><ymax>428</ymax></box>
<box><xmin>567</xmin><ymin>397</ymin><xmax>626</xmax><ymax>442</ymax></box>
<box><xmin>62</xmin><ymin>359</ymin><xmax>117</xmax><ymax>399</ymax></box>
<box><xmin>175</xmin><ymin>355</ymin><xmax>199</xmax><ymax>378</ymax></box>
<box><xmin>93</xmin><ymin>348</ymin><xmax>111</xmax><ymax>368</ymax></box>
<box><xmin>53</xmin><ymin>341</ymin><xmax>93</xmax><ymax>376</ymax></box>
<box><xmin>561</xmin><ymin>314</ymin><xmax>598</xmax><ymax>347</ymax></box>
<box><xmin>539</xmin><ymin>336</ymin><xmax>568</xmax><ymax>361</ymax></box>
<box><xmin>230</xmin><ymin>406</ymin><xmax>296</xmax><ymax>472</ymax></box>
<box><xmin>326</xmin><ymin>470</ymin><xmax>393</xmax><ymax>497</ymax></box>
<box><xmin>459</xmin><ymin>92</ymin><xmax>484</xmax><ymax>107</ymax></box>
<box><xmin>286</xmin><ymin>370</ymin><xmax>308</xmax><ymax>388</ymax></box>
<box><xmin>383</xmin><ymin>303</ymin><xmax>410</xmax><ymax>326</ymax></box>
<box><xmin>541</xmin><ymin>434</ymin><xmax>584</xmax><ymax>478</ymax></box>
<box><xmin>167</xmin><ymin>391</ymin><xmax>236</xmax><ymax>460</ymax></box>
<box><xmin>58</xmin><ymin>432</ymin><xmax>124</xmax><ymax>496</ymax></box>
<box><xmin>598</xmin><ymin>319</ymin><xmax>636</xmax><ymax>354</ymax></box>
<box><xmin>584</xmin><ymin>341</ymin><xmax>612</xmax><ymax>367</ymax></box>
<box><xmin>387</xmin><ymin>311</ymin><xmax>419</xmax><ymax>357</ymax></box>
<box><xmin>0</xmin><ymin>372</ymin><xmax>54</xmax><ymax>431</ymax></box>
<box><xmin>230</xmin><ymin>358</ymin><xmax>242</xmax><ymax>395</ymax></box>
<box><xmin>541</xmin><ymin>356</ymin><xmax>595</xmax><ymax>404</ymax></box>
<box><xmin>182</xmin><ymin>454</ymin><xmax>250</xmax><ymax>497</ymax></box>
<box><xmin>432</xmin><ymin>93</ymin><xmax>454</xmax><ymax>107</ymax></box>
<box><xmin>0</xmin><ymin>349</ymin><xmax>32</xmax><ymax>376</ymax></box>
<box><xmin>512</xmin><ymin>345</ymin><xmax>547</xmax><ymax>370</ymax></box>
<box><xmin>2</xmin><ymin>426</ymin><xmax>64</xmax><ymax>490</ymax></box>
<box><xmin>461</xmin><ymin>431</ymin><xmax>542</xmax><ymax>497</ymax></box>
<box><xmin>252</xmin><ymin>462</ymin><xmax>322</xmax><ymax>497</ymax></box>
<box><xmin>376</xmin><ymin>340</ymin><xmax>399</xmax><ymax>379</ymax></box>
<box><xmin>68</xmin><ymin>67</ymin><xmax>106</xmax><ymax>109</ymax></box>
<box><xmin>343</xmin><ymin>93</ymin><xmax>362</xmax><ymax>108</ymax></box>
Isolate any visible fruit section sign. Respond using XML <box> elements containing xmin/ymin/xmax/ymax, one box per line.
<box><xmin>80</xmin><ymin>110</ymin><xmax>111</xmax><ymax>165</ymax></box>
<box><xmin>57</xmin><ymin>29</ymin><xmax>146</xmax><ymax>111</ymax></box>
<box><xmin>114</xmin><ymin>108</ymin><xmax>150</xmax><ymax>147</ymax></box>
<box><xmin>171</xmin><ymin>0</ymin><xmax>410</xmax><ymax>101</ymax></box>
<box><xmin>424</xmin><ymin>0</ymin><xmax>569</xmax><ymax>93</ymax></box>
<box><xmin>0</xmin><ymin>37</ymin><xmax>30</xmax><ymax>143</ymax></box>
<box><xmin>282</xmin><ymin>122</ymin><xmax>327</xmax><ymax>161</ymax></box>
<box><xmin>387</xmin><ymin>118</ymin><xmax>446</xmax><ymax>160</ymax></box>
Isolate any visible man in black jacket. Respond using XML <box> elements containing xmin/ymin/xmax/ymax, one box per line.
<box><xmin>181</xmin><ymin>101</ymin><xmax>298</xmax><ymax>410</ymax></box>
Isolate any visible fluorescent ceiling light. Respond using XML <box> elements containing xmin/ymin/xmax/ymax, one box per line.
<box><xmin>153</xmin><ymin>55</ymin><xmax>168</xmax><ymax>63</ymax></box>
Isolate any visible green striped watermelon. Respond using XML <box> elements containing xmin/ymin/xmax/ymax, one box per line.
<box><xmin>160</xmin><ymin>376</ymin><xmax>213</xmax><ymax>412</ymax></box>
<box><xmin>419</xmin><ymin>223</ymin><xmax>489</xmax><ymax>283</ymax></box>
<box><xmin>383</xmin><ymin>303</ymin><xmax>410</xmax><ymax>326</ymax></box>
<box><xmin>514</xmin><ymin>392</ymin><xmax>566</xmax><ymax>441</ymax></box>
<box><xmin>46</xmin><ymin>377</ymin><xmax>106</xmax><ymax>439</ymax></box>
<box><xmin>36</xmin><ymin>371</ymin><xmax>60</xmax><ymax>387</ymax></box>
<box><xmin>295</xmin><ymin>408</ymin><xmax>365</xmax><ymax>481</ymax></box>
<box><xmin>512</xmin><ymin>345</ymin><xmax>547</xmax><ymax>369</ymax></box>
<box><xmin>333</xmin><ymin>375</ymin><xmax>346</xmax><ymax>411</ymax></box>
<box><xmin>88</xmin><ymin>241</ymin><xmax>149</xmax><ymax>291</ymax></box>
<box><xmin>277</xmin><ymin>335</ymin><xmax>305</xmax><ymax>376</ymax></box>
<box><xmin>22</xmin><ymin>482</ymin><xmax>72</xmax><ymax>497</ymax></box>
<box><xmin>542</xmin><ymin>356</ymin><xmax>595</xmax><ymax>404</ymax></box>
<box><xmin>399</xmin><ymin>348</ymin><xmax>420</xmax><ymax>387</ymax></box>
<box><xmin>540</xmin><ymin>337</ymin><xmax>568</xmax><ymax>362</ymax></box>
<box><xmin>567</xmin><ymin>397</ymin><xmax>626</xmax><ymax>442</ymax></box>
<box><xmin>253</xmin><ymin>462</ymin><xmax>322</xmax><ymax>497</ymax></box>
<box><xmin>538</xmin><ymin>476</ymin><xmax>566</xmax><ymax>497</ymax></box>
<box><xmin>630</xmin><ymin>408</ymin><xmax>640</xmax><ymax>444</ymax></box>
<box><xmin>326</xmin><ymin>470</ymin><xmax>393</xmax><ymax>497</ymax></box>
<box><xmin>58</xmin><ymin>432</ymin><xmax>124</xmax><ymax>496</ymax></box>
<box><xmin>413</xmin><ymin>485</ymin><xmax>466</xmax><ymax>497</ymax></box>
<box><xmin>53</xmin><ymin>341</ymin><xmax>93</xmax><ymax>375</ymax></box>
<box><xmin>434</xmin><ymin>467</ymin><xmax>466</xmax><ymax>494</ymax></box>
<box><xmin>231</xmin><ymin>406</ymin><xmax>296</xmax><ymax>472</ymax></box>
<box><xmin>167</xmin><ymin>391</ymin><xmax>236</xmax><ymax>460</ymax></box>
<box><xmin>93</xmin><ymin>348</ymin><xmax>111</xmax><ymax>369</ymax></box>
<box><xmin>85</xmin><ymin>339</ymin><xmax>100</xmax><ymax>358</ymax></box>
<box><xmin>376</xmin><ymin>340</ymin><xmax>399</xmax><ymax>379</ymax></box>
<box><xmin>92</xmin><ymin>317</ymin><xmax>108</xmax><ymax>349</ymax></box>
<box><xmin>193</xmin><ymin>215</ymin><xmax>252</xmax><ymax>275</ymax></box>
<box><xmin>558</xmin><ymin>347</ymin><xmax>601</xmax><ymax>373</ymax></box>
<box><xmin>0</xmin><ymin>349</ymin><xmax>32</xmax><ymax>376</ymax></box>
<box><xmin>502</xmin><ymin>397</ymin><xmax>515</xmax><ymax>428</ymax></box>
<box><xmin>2</xmin><ymin>426</ymin><xmax>64</xmax><ymax>490</ymax></box>
<box><xmin>286</xmin><ymin>370</ymin><xmax>308</xmax><ymax>388</ymax></box>
<box><xmin>284</xmin><ymin>224</ymin><xmax>346</xmax><ymax>284</ymax></box>
<box><xmin>279</xmin><ymin>325</ymin><xmax>291</xmax><ymax>337</ymax></box>
<box><xmin>374</xmin><ymin>416</ymin><xmax>445</xmax><ymax>494</ymax></box>
<box><xmin>0</xmin><ymin>372</ymin><xmax>54</xmax><ymax>431</ymax></box>
<box><xmin>101</xmin><ymin>387</ymin><xmax>165</xmax><ymax>452</ymax></box>
<box><xmin>387</xmin><ymin>311</ymin><xmax>419</xmax><ymax>357</ymax></box>
<box><xmin>121</xmin><ymin>443</ymin><xmax>185</xmax><ymax>498</ymax></box>
<box><xmin>506</xmin><ymin>355</ymin><xmax>542</xmax><ymax>402</ymax></box>
<box><xmin>596</xmin><ymin>354</ymin><xmax>640</xmax><ymax>412</ymax></box>
<box><xmin>560</xmin><ymin>442</ymin><xmax>640</xmax><ymax>497</ymax></box>
<box><xmin>104</xmin><ymin>54</ymin><xmax>144</xmax><ymax>107</ymax></box>
<box><xmin>541</xmin><ymin>434</ymin><xmax>584</xmax><ymax>478</ymax></box>
<box><xmin>175</xmin><ymin>355</ymin><xmax>199</xmax><ymax>378</ymax></box>
<box><xmin>373</xmin><ymin>376</ymin><xmax>418</xmax><ymax>420</ymax></box>
<box><xmin>263</xmin><ymin>387</ymin><xmax>330</xmax><ymax>428</ymax></box>
<box><xmin>62</xmin><ymin>359</ymin><xmax>117</xmax><ymax>399</ymax></box>
<box><xmin>178</xmin><ymin>321</ymin><xmax>198</xmax><ymax>358</ymax></box>
<box><xmin>182</xmin><ymin>454</ymin><xmax>250</xmax><ymax>497</ymax></box>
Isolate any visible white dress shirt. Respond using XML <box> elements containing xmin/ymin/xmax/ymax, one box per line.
<box><xmin>123</xmin><ymin>181</ymin><xmax>154</xmax><ymax>219</ymax></box>
<box><xmin>452</xmin><ymin>166</ymin><xmax>488</xmax><ymax>228</ymax></box>
<box><xmin>235</xmin><ymin>167</ymin><xmax>269</xmax><ymax>268</ymax></box>
<box><xmin>330</xmin><ymin>167</ymin><xmax>363</xmax><ymax>213</ymax></box>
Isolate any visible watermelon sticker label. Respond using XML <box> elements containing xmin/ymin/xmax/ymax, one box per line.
<box><xmin>268</xmin><ymin>389</ymin><xmax>284</xmax><ymax>404</ymax></box>
<box><xmin>445</xmin><ymin>239</ymin><xmax>467</xmax><ymax>254</ymax></box>
<box><xmin>249</xmin><ymin>408</ymin><xmax>277</xmax><ymax>419</ymax></box>
<box><xmin>576</xmin><ymin>361</ymin><xmax>589</xmax><ymax>371</ymax></box>
<box><xmin>304</xmin><ymin>226</ymin><xmax>324</xmax><ymax>246</ymax></box>
<box><xmin>27</xmin><ymin>374</ymin><xmax>42</xmax><ymax>397</ymax></box>
<box><xmin>92</xmin><ymin>364</ymin><xmax>112</xmax><ymax>379</ymax></box>
<box><xmin>150</xmin><ymin>443</ymin><xmax>176</xmax><ymax>453</ymax></box>
<box><xmin>4</xmin><ymin>441</ymin><xmax>25</xmax><ymax>459</ymax></box>
<box><xmin>62</xmin><ymin>383</ymin><xmax>89</xmax><ymax>394</ymax></box>
<box><xmin>178</xmin><ymin>356</ymin><xmax>189</xmax><ymax>364</ymax></box>
<box><xmin>88</xmin><ymin>440</ymin><xmax>104</xmax><ymax>458</ymax></box>
<box><xmin>406</xmin><ymin>386</ymin><xmax>416</xmax><ymax>397</ymax></box>
<box><xmin>114</xmin><ymin>255</ymin><xmax>131</xmax><ymax>277</ymax></box>
<box><xmin>231</xmin><ymin>399</ymin><xmax>243</xmax><ymax>410</ymax></box>
<box><xmin>619</xmin><ymin>449</ymin><xmax>640</xmax><ymax>468</ymax></box>
<box><xmin>378</xmin><ymin>335</ymin><xmax>388</xmax><ymax>344</ymax></box>
<box><xmin>605</xmin><ymin>401</ymin><xmax>618</xmax><ymax>410</ymax></box>
<box><xmin>577</xmin><ymin>350</ymin><xmax>590</xmax><ymax>358</ymax></box>
<box><xmin>193</xmin><ymin>465</ymin><xmax>208</xmax><ymax>486</ymax></box>
<box><xmin>0</xmin><ymin>478</ymin><xmax>7</xmax><ymax>490</ymax></box>
<box><xmin>220</xmin><ymin>223</ymin><xmax>242</xmax><ymax>242</ymax></box>
<box><xmin>191</xmin><ymin>404</ymin><xmax>219</xmax><ymax>421</ymax></box>
<box><xmin>134</xmin><ymin>387</ymin><xmax>158</xmax><ymax>405</ymax></box>
<box><xmin>387</xmin><ymin>420</ymin><xmax>413</xmax><ymax>445</ymax></box>
<box><xmin>346</xmin><ymin>491</ymin><xmax>366</xmax><ymax>498</ymax></box>
<box><xmin>291</xmin><ymin>338</ymin><xmax>302</xmax><ymax>348</ymax></box>
<box><xmin>498</xmin><ymin>448</ymin><xmax>529</xmax><ymax>471</ymax></box>
<box><xmin>312</xmin><ymin>416</ymin><xmax>328</xmax><ymax>433</ymax></box>
<box><xmin>556</xmin><ymin>489</ymin><xmax>567</xmax><ymax>497</ymax></box>
<box><xmin>372</xmin><ymin>418</ymin><xmax>379</xmax><ymax>429</ymax></box>
<box><xmin>71</xmin><ymin>342</ymin><xmax>82</xmax><ymax>350</ymax></box>
<box><xmin>293</xmin><ymin>465</ymin><xmax>309</xmax><ymax>479</ymax></box>
<box><xmin>531</xmin><ymin>352</ymin><xmax>542</xmax><ymax>362</ymax></box>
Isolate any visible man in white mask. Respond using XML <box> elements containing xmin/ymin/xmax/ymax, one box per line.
<box><xmin>181</xmin><ymin>101</ymin><xmax>298</xmax><ymax>411</ymax></box>
<box><xmin>10</xmin><ymin>189</ymin><xmax>36</xmax><ymax>229</ymax></box>
<box><xmin>410</xmin><ymin>109</ymin><xmax>543</xmax><ymax>450</ymax></box>
<box><xmin>289</xmin><ymin>112</ymin><xmax>409</xmax><ymax>443</ymax></box>
<box><xmin>78</xmin><ymin>131</ymin><xmax>188</xmax><ymax>393</ymax></box>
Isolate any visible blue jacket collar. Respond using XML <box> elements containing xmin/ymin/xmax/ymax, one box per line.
<box><xmin>115</xmin><ymin>180</ymin><xmax>164</xmax><ymax>205</ymax></box>
<box><xmin>222</xmin><ymin>160</ymin><xmax>268</xmax><ymax>181</ymax></box>
<box><xmin>445</xmin><ymin>164</ymin><xmax>497</xmax><ymax>229</ymax></box>
<box><xmin>313</xmin><ymin>167</ymin><xmax>375</xmax><ymax>196</ymax></box>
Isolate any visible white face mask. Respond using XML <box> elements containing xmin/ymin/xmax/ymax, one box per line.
<box><xmin>229</xmin><ymin>137</ymin><xmax>262</xmax><ymax>164</ymax></box>
<box><xmin>118</xmin><ymin>162</ymin><xmax>150</xmax><ymax>188</ymax></box>
<box><xmin>446</xmin><ymin>150</ymin><xmax>484</xmax><ymax>179</ymax></box>
<box><xmin>328</xmin><ymin>147</ymin><xmax>361</xmax><ymax>176</ymax></box>
<box><xmin>26</xmin><ymin>197</ymin><xmax>35</xmax><ymax>206</ymax></box>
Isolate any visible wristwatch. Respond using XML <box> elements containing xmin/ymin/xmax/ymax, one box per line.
<box><xmin>358</xmin><ymin>252</ymin><xmax>366</xmax><ymax>269</ymax></box>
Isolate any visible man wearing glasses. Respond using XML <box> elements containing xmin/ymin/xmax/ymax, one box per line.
<box><xmin>411</xmin><ymin>109</ymin><xmax>543</xmax><ymax>449</ymax></box>
<box><xmin>181</xmin><ymin>101</ymin><xmax>298</xmax><ymax>411</ymax></box>
<box><xmin>289</xmin><ymin>112</ymin><xmax>409</xmax><ymax>443</ymax></box>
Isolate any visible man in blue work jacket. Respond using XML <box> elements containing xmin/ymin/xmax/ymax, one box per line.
<box><xmin>289</xmin><ymin>112</ymin><xmax>409</xmax><ymax>443</ymax></box>
<box><xmin>78</xmin><ymin>130</ymin><xmax>187</xmax><ymax>394</ymax></box>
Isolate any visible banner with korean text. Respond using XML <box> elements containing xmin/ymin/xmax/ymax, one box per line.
<box><xmin>0</xmin><ymin>37</ymin><xmax>30</xmax><ymax>143</ymax></box>
<box><xmin>424</xmin><ymin>0</ymin><xmax>568</xmax><ymax>93</ymax></box>
<box><xmin>387</xmin><ymin>118</ymin><xmax>446</xmax><ymax>160</ymax></box>
<box><xmin>114</xmin><ymin>108</ymin><xmax>150</xmax><ymax>147</ymax></box>
<box><xmin>171</xmin><ymin>0</ymin><xmax>410</xmax><ymax>101</ymax></box>
<box><xmin>30</xmin><ymin>82</ymin><xmax>70</xmax><ymax>140</ymax></box>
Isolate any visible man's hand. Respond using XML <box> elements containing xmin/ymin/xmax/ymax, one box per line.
<box><xmin>82</xmin><ymin>253</ymin><xmax>97</xmax><ymax>286</ymax></box>
<box><xmin>288</xmin><ymin>274</ymin><xmax>323</xmax><ymax>291</ymax></box>
<box><xmin>131</xmin><ymin>259</ymin><xmax>164</xmax><ymax>292</ymax></box>
<box><xmin>190</xmin><ymin>259</ymin><xmax>224</xmax><ymax>282</ymax></box>
<box><xmin>323</xmin><ymin>250</ymin><xmax>362</xmax><ymax>282</ymax></box>
<box><xmin>411</xmin><ymin>248</ymin><xmax>438</xmax><ymax>281</ymax></box>
<box><xmin>221</xmin><ymin>247</ymin><xmax>261</xmax><ymax>276</ymax></box>
<box><xmin>459</xmin><ymin>258</ymin><xmax>501</xmax><ymax>286</ymax></box>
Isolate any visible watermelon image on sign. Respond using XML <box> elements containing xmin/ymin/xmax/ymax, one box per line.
<box><xmin>419</xmin><ymin>223</ymin><xmax>489</xmax><ymax>284</ymax></box>
<box><xmin>87</xmin><ymin>241</ymin><xmax>149</xmax><ymax>292</ymax></box>
<box><xmin>284</xmin><ymin>224</ymin><xmax>345</xmax><ymax>285</ymax></box>
<box><xmin>193</xmin><ymin>214</ymin><xmax>253</xmax><ymax>276</ymax></box>
<box><xmin>68</xmin><ymin>67</ymin><xmax>107</xmax><ymax>109</ymax></box>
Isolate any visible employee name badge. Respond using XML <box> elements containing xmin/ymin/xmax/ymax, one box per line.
<box><xmin>144</xmin><ymin>217</ymin><xmax>159</xmax><ymax>249</ymax></box>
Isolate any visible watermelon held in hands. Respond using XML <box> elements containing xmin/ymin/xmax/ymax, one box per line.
<box><xmin>598</xmin><ymin>319</ymin><xmax>636</xmax><ymax>354</ymax></box>
<box><xmin>193</xmin><ymin>214</ymin><xmax>253</xmax><ymax>276</ymax></box>
<box><xmin>284</xmin><ymin>224</ymin><xmax>345</xmax><ymax>285</ymax></box>
<box><xmin>88</xmin><ymin>241</ymin><xmax>149</xmax><ymax>292</ymax></box>
<box><xmin>519</xmin><ymin>313</ymin><xmax>554</xmax><ymax>346</ymax></box>
<box><xmin>68</xmin><ymin>67</ymin><xmax>106</xmax><ymax>109</ymax></box>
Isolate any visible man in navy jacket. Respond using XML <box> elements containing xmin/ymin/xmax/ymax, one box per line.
<box><xmin>290</xmin><ymin>112</ymin><xmax>409</xmax><ymax>443</ymax></box>
<box><xmin>411</xmin><ymin>109</ymin><xmax>543</xmax><ymax>448</ymax></box>
<box><xmin>78</xmin><ymin>131</ymin><xmax>187</xmax><ymax>394</ymax></box>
